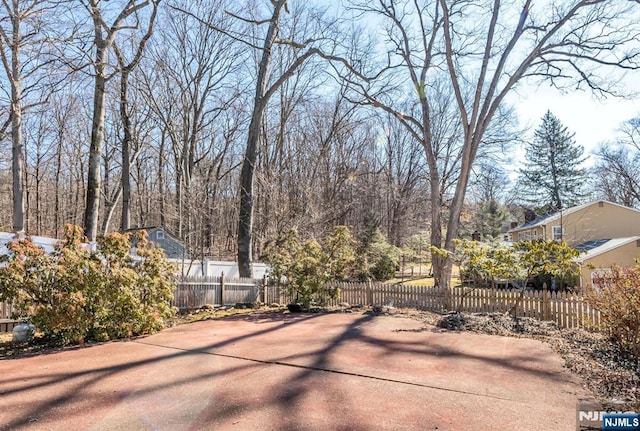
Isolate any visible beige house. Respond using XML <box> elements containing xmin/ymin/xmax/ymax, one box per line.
<box><xmin>573</xmin><ymin>237</ymin><xmax>640</xmax><ymax>287</ymax></box>
<box><xmin>508</xmin><ymin>200</ymin><xmax>640</xmax><ymax>287</ymax></box>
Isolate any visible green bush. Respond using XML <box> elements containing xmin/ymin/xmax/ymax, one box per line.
<box><xmin>587</xmin><ymin>265</ymin><xmax>640</xmax><ymax>358</ymax></box>
<box><xmin>514</xmin><ymin>239</ymin><xmax>581</xmax><ymax>288</ymax></box>
<box><xmin>265</xmin><ymin>226</ymin><xmax>358</xmax><ymax>309</ymax></box>
<box><xmin>0</xmin><ymin>225</ymin><xmax>177</xmax><ymax>344</ymax></box>
<box><xmin>359</xmin><ymin>231</ymin><xmax>400</xmax><ymax>281</ymax></box>
<box><xmin>453</xmin><ymin>239</ymin><xmax>519</xmax><ymax>287</ymax></box>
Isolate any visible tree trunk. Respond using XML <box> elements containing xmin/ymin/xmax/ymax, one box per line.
<box><xmin>84</xmin><ymin>42</ymin><xmax>107</xmax><ymax>242</ymax></box>
<box><xmin>441</xmin><ymin>133</ymin><xmax>484</xmax><ymax>294</ymax></box>
<box><xmin>10</xmin><ymin>13</ymin><xmax>24</xmax><ymax>233</ymax></box>
<box><xmin>429</xmin><ymin>171</ymin><xmax>444</xmax><ymax>286</ymax></box>
<box><xmin>54</xmin><ymin>127</ymin><xmax>63</xmax><ymax>237</ymax></box>
<box><xmin>159</xmin><ymin>131</ymin><xmax>166</xmax><ymax>227</ymax></box>
<box><xmin>237</xmin><ymin>2</ymin><xmax>286</xmax><ymax>278</ymax></box>
<box><xmin>101</xmin><ymin>187</ymin><xmax>122</xmax><ymax>235</ymax></box>
<box><xmin>11</xmin><ymin>91</ymin><xmax>24</xmax><ymax>233</ymax></box>
<box><xmin>238</xmin><ymin>102</ymin><xmax>267</xmax><ymax>277</ymax></box>
<box><xmin>120</xmin><ymin>69</ymin><xmax>132</xmax><ymax>231</ymax></box>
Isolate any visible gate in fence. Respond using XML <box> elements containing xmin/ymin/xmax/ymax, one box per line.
<box><xmin>173</xmin><ymin>273</ymin><xmax>265</xmax><ymax>309</ymax></box>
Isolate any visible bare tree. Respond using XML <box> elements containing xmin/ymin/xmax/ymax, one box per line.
<box><xmin>593</xmin><ymin>118</ymin><xmax>640</xmax><ymax>207</ymax></box>
<box><xmin>141</xmin><ymin>0</ymin><xmax>243</xmax><ymax>252</ymax></box>
<box><xmin>236</xmin><ymin>1</ymin><xmax>320</xmax><ymax>277</ymax></box>
<box><xmin>436</xmin><ymin>0</ymin><xmax>640</xmax><ymax>288</ymax></box>
<box><xmin>114</xmin><ymin>0</ymin><xmax>158</xmax><ymax>232</ymax></box>
<box><xmin>343</xmin><ymin>0</ymin><xmax>640</xmax><ymax>290</ymax></box>
<box><xmin>0</xmin><ymin>0</ymin><xmax>59</xmax><ymax>232</ymax></box>
<box><xmin>82</xmin><ymin>0</ymin><xmax>157</xmax><ymax>242</ymax></box>
<box><xmin>376</xmin><ymin>112</ymin><xmax>426</xmax><ymax>246</ymax></box>
<box><xmin>92</xmin><ymin>0</ymin><xmax>159</xmax><ymax>235</ymax></box>
<box><xmin>49</xmin><ymin>90</ymin><xmax>86</xmax><ymax>237</ymax></box>
<box><xmin>175</xmin><ymin>0</ymin><xmax>344</xmax><ymax>276</ymax></box>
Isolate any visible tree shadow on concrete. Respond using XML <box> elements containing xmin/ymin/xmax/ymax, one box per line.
<box><xmin>0</xmin><ymin>311</ymin><xmax>582</xmax><ymax>431</ymax></box>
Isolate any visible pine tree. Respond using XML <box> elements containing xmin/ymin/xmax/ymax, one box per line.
<box><xmin>518</xmin><ymin>111</ymin><xmax>588</xmax><ymax>212</ymax></box>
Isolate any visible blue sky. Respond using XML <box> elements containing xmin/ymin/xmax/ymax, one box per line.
<box><xmin>510</xmin><ymin>78</ymin><xmax>640</xmax><ymax>166</ymax></box>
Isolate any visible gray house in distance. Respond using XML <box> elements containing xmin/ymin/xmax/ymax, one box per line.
<box><xmin>126</xmin><ymin>227</ymin><xmax>189</xmax><ymax>259</ymax></box>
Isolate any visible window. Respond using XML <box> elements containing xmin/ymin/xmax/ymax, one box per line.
<box><xmin>156</xmin><ymin>230</ymin><xmax>165</xmax><ymax>240</ymax></box>
<box><xmin>552</xmin><ymin>225</ymin><xmax>563</xmax><ymax>241</ymax></box>
<box><xmin>591</xmin><ymin>268</ymin><xmax>611</xmax><ymax>294</ymax></box>
<box><xmin>519</xmin><ymin>231</ymin><xmax>532</xmax><ymax>241</ymax></box>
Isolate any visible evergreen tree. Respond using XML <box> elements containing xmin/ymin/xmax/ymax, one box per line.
<box><xmin>466</xmin><ymin>162</ymin><xmax>512</xmax><ymax>240</ymax></box>
<box><xmin>477</xmin><ymin>199</ymin><xmax>510</xmax><ymax>239</ymax></box>
<box><xmin>518</xmin><ymin>111</ymin><xmax>588</xmax><ymax>211</ymax></box>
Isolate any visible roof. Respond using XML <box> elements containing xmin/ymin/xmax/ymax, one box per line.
<box><xmin>0</xmin><ymin>232</ymin><xmax>95</xmax><ymax>255</ymax></box>
<box><xmin>574</xmin><ymin>239</ymin><xmax>611</xmax><ymax>253</ymax></box>
<box><xmin>125</xmin><ymin>227</ymin><xmax>188</xmax><ymax>259</ymax></box>
<box><xmin>1</xmin><ymin>232</ymin><xmax>59</xmax><ymax>254</ymax></box>
<box><xmin>125</xmin><ymin>226</ymin><xmax>184</xmax><ymax>243</ymax></box>
<box><xmin>508</xmin><ymin>200</ymin><xmax>640</xmax><ymax>233</ymax></box>
<box><xmin>511</xmin><ymin>211</ymin><xmax>558</xmax><ymax>231</ymax></box>
<box><xmin>574</xmin><ymin>236</ymin><xmax>640</xmax><ymax>263</ymax></box>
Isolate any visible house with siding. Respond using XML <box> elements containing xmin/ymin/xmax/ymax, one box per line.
<box><xmin>126</xmin><ymin>227</ymin><xmax>189</xmax><ymax>259</ymax></box>
<box><xmin>508</xmin><ymin>200</ymin><xmax>640</xmax><ymax>287</ymax></box>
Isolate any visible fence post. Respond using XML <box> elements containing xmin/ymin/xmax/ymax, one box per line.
<box><xmin>490</xmin><ymin>284</ymin><xmax>497</xmax><ymax>313</ymax></box>
<box><xmin>542</xmin><ymin>282</ymin><xmax>551</xmax><ymax>321</ymax></box>
<box><xmin>262</xmin><ymin>274</ymin><xmax>268</xmax><ymax>304</ymax></box>
<box><xmin>220</xmin><ymin>272</ymin><xmax>225</xmax><ymax>306</ymax></box>
<box><xmin>444</xmin><ymin>286</ymin><xmax>452</xmax><ymax>312</ymax></box>
<box><xmin>366</xmin><ymin>280</ymin><xmax>373</xmax><ymax>306</ymax></box>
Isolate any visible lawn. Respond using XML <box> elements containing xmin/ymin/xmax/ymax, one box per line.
<box><xmin>387</xmin><ymin>264</ymin><xmax>462</xmax><ymax>286</ymax></box>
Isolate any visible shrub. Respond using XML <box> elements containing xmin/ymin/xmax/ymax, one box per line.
<box><xmin>453</xmin><ymin>239</ymin><xmax>519</xmax><ymax>288</ymax></box>
<box><xmin>587</xmin><ymin>265</ymin><xmax>640</xmax><ymax>358</ymax></box>
<box><xmin>514</xmin><ymin>239</ymin><xmax>581</xmax><ymax>285</ymax></box>
<box><xmin>0</xmin><ymin>225</ymin><xmax>176</xmax><ymax>344</ymax></box>
<box><xmin>323</xmin><ymin>226</ymin><xmax>358</xmax><ymax>281</ymax></box>
<box><xmin>264</xmin><ymin>226</ymin><xmax>359</xmax><ymax>309</ymax></box>
<box><xmin>358</xmin><ymin>231</ymin><xmax>400</xmax><ymax>281</ymax></box>
<box><xmin>365</xmin><ymin>238</ymin><xmax>400</xmax><ymax>280</ymax></box>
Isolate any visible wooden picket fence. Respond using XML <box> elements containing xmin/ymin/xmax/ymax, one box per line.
<box><xmin>0</xmin><ymin>301</ymin><xmax>19</xmax><ymax>333</ymax></box>
<box><xmin>1</xmin><ymin>279</ymin><xmax>602</xmax><ymax>332</ymax></box>
<box><xmin>1</xmin><ymin>301</ymin><xmax>13</xmax><ymax>320</ymax></box>
<box><xmin>445</xmin><ymin>286</ymin><xmax>601</xmax><ymax>329</ymax></box>
<box><xmin>173</xmin><ymin>274</ymin><xmax>264</xmax><ymax>309</ymax></box>
<box><xmin>264</xmin><ymin>281</ymin><xmax>601</xmax><ymax>330</ymax></box>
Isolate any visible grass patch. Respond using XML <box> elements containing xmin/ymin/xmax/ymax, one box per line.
<box><xmin>385</xmin><ymin>276</ymin><xmax>462</xmax><ymax>286</ymax></box>
<box><xmin>388</xmin><ymin>265</ymin><xmax>461</xmax><ymax>286</ymax></box>
<box><xmin>386</xmin><ymin>276</ymin><xmax>436</xmax><ymax>286</ymax></box>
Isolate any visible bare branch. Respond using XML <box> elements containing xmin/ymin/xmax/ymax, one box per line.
<box><xmin>168</xmin><ymin>3</ymin><xmax>264</xmax><ymax>51</ymax></box>
<box><xmin>224</xmin><ymin>10</ymin><xmax>271</xmax><ymax>26</ymax></box>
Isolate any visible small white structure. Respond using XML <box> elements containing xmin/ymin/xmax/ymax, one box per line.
<box><xmin>0</xmin><ymin>232</ymin><xmax>59</xmax><ymax>255</ymax></box>
<box><xmin>169</xmin><ymin>259</ymin><xmax>269</xmax><ymax>279</ymax></box>
<box><xmin>0</xmin><ymin>232</ymin><xmax>269</xmax><ymax>280</ymax></box>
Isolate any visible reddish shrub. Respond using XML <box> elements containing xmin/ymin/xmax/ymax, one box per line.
<box><xmin>587</xmin><ymin>265</ymin><xmax>640</xmax><ymax>358</ymax></box>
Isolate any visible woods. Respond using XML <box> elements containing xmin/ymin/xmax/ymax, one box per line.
<box><xmin>1</xmin><ymin>0</ymin><xmax>640</xmax><ymax>278</ymax></box>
